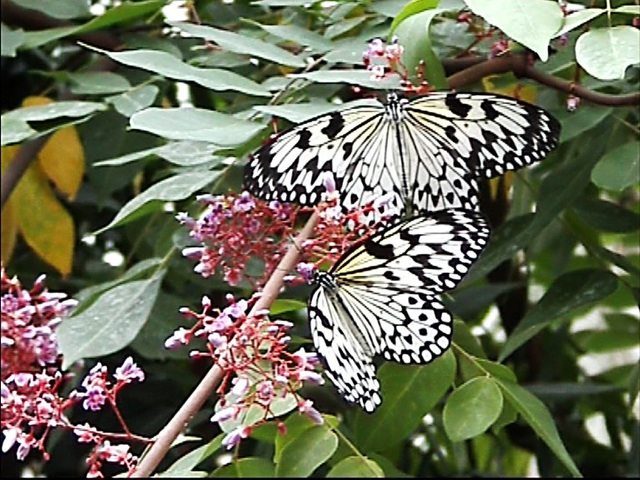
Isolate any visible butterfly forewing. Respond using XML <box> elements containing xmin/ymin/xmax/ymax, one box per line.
<box><xmin>245</xmin><ymin>105</ymin><xmax>384</xmax><ymax>207</ymax></box>
<box><xmin>405</xmin><ymin>92</ymin><xmax>561</xmax><ymax>180</ymax></box>
<box><xmin>245</xmin><ymin>91</ymin><xmax>560</xmax><ymax>215</ymax></box>
<box><xmin>308</xmin><ymin>209</ymin><xmax>490</xmax><ymax>412</ymax></box>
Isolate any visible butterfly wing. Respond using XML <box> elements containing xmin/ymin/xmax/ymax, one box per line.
<box><xmin>244</xmin><ymin>103</ymin><xmax>404</xmax><ymax>213</ymax></box>
<box><xmin>403</xmin><ymin>92</ymin><xmax>561</xmax><ymax>213</ymax></box>
<box><xmin>307</xmin><ymin>210</ymin><xmax>490</xmax><ymax>411</ymax></box>
<box><xmin>330</xmin><ymin>209</ymin><xmax>490</xmax><ymax>364</ymax></box>
<box><xmin>308</xmin><ymin>285</ymin><xmax>382</xmax><ymax>413</ymax></box>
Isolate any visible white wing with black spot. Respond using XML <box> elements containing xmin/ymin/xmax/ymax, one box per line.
<box><xmin>245</xmin><ymin>92</ymin><xmax>560</xmax><ymax>215</ymax></box>
<box><xmin>307</xmin><ymin>209</ymin><xmax>491</xmax><ymax>412</ymax></box>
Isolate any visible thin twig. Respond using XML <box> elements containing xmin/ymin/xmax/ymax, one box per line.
<box><xmin>1</xmin><ymin>135</ymin><xmax>50</xmax><ymax>208</ymax></box>
<box><xmin>130</xmin><ymin>212</ymin><xmax>320</xmax><ymax>477</ymax></box>
<box><xmin>447</xmin><ymin>54</ymin><xmax>640</xmax><ymax>106</ymax></box>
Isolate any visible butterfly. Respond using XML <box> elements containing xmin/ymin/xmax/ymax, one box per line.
<box><xmin>245</xmin><ymin>91</ymin><xmax>560</xmax><ymax>215</ymax></box>
<box><xmin>306</xmin><ymin>209</ymin><xmax>491</xmax><ymax>412</ymax></box>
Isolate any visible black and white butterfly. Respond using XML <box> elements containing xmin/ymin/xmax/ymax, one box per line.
<box><xmin>306</xmin><ymin>209</ymin><xmax>491</xmax><ymax>412</ymax></box>
<box><xmin>245</xmin><ymin>92</ymin><xmax>560</xmax><ymax>215</ymax></box>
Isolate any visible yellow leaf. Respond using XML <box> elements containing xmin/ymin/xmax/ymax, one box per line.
<box><xmin>22</xmin><ymin>96</ymin><xmax>85</xmax><ymax>201</ymax></box>
<box><xmin>1</xmin><ymin>146</ymin><xmax>20</xmax><ymax>264</ymax></box>
<box><xmin>1</xmin><ymin>202</ymin><xmax>18</xmax><ymax>265</ymax></box>
<box><xmin>482</xmin><ymin>76</ymin><xmax>537</xmax><ymax>103</ymax></box>
<box><xmin>12</xmin><ymin>159</ymin><xmax>75</xmax><ymax>277</ymax></box>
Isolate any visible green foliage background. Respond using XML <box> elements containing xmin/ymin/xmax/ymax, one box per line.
<box><xmin>1</xmin><ymin>0</ymin><xmax>638</xmax><ymax>477</ymax></box>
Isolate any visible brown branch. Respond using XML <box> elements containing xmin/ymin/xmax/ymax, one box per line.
<box><xmin>1</xmin><ymin>135</ymin><xmax>50</xmax><ymax>208</ymax></box>
<box><xmin>447</xmin><ymin>54</ymin><xmax>640</xmax><ymax>106</ymax></box>
<box><xmin>130</xmin><ymin>212</ymin><xmax>320</xmax><ymax>478</ymax></box>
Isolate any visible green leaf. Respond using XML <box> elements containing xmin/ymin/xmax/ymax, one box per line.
<box><xmin>556</xmin><ymin>105</ymin><xmax>613</xmax><ymax>143</ymax></box>
<box><xmin>353</xmin><ymin>349</ymin><xmax>456</xmax><ymax>452</ymax></box>
<box><xmin>368</xmin><ymin>0</ymin><xmax>409</xmax><ymax>17</ymax></box>
<box><xmin>499</xmin><ymin>269</ymin><xmax>618</xmax><ymax>361</ymax></box>
<box><xmin>1</xmin><ymin>116</ymin><xmax>36</xmax><ymax>145</ymax></box>
<box><xmin>212</xmin><ymin>458</ymin><xmax>276</xmax><ymax>477</ymax></box>
<box><xmin>527</xmin><ymin>382</ymin><xmax>622</xmax><ymax>400</ymax></box>
<box><xmin>107</xmin><ymin>85</ymin><xmax>159</xmax><ymax>117</ymax></box>
<box><xmin>576</xmin><ymin>26</ymin><xmax>640</xmax><ymax>80</ymax></box>
<box><xmin>95</xmin><ymin>171</ymin><xmax>221</xmax><ymax>234</ymax></box>
<box><xmin>68</xmin><ymin>72</ymin><xmax>132</xmax><ymax>95</ymax></box>
<box><xmin>393</xmin><ymin>9</ymin><xmax>447</xmax><ymax>89</ymax></box>
<box><xmin>572</xmin><ymin>197</ymin><xmax>640</xmax><ymax>233</ymax></box>
<box><xmin>96</xmin><ymin>48</ymin><xmax>269</xmax><ymax>97</ymax></box>
<box><xmin>254</xmin><ymin>99</ymin><xmax>377</xmax><ymax>123</ymax></box>
<box><xmin>95</xmin><ymin>141</ymin><xmax>221</xmax><ymax>167</ymax></box>
<box><xmin>12</xmin><ymin>0</ymin><xmax>91</xmax><ymax>19</ymax></box>
<box><xmin>274</xmin><ymin>412</ymin><xmax>318</xmax><ymax>463</ymax></box>
<box><xmin>495</xmin><ymin>378</ymin><xmax>581</xmax><ymax>476</ymax></box>
<box><xmin>389</xmin><ymin>0</ymin><xmax>439</xmax><ymax>35</ymax></box>
<box><xmin>554</xmin><ymin>8</ymin><xmax>604</xmax><ymax>37</ymax></box>
<box><xmin>614</xmin><ymin>5</ymin><xmax>640</xmax><ymax>15</ymax></box>
<box><xmin>159</xmin><ymin>442</ymin><xmax>212</xmax><ymax>477</ymax></box>
<box><xmin>20</xmin><ymin>0</ymin><xmax>166</xmax><ymax>49</ymax></box>
<box><xmin>258</xmin><ymin>24</ymin><xmax>333</xmax><ymax>52</ymax></box>
<box><xmin>254</xmin><ymin>102</ymin><xmax>341</xmax><ymax>124</ymax></box>
<box><xmin>170</xmin><ymin>22</ymin><xmax>306</xmax><ymax>68</ymax></box>
<box><xmin>464</xmin><ymin>213</ymin><xmax>536</xmax><ymax>283</ymax></box>
<box><xmin>448</xmin><ymin>282</ymin><xmax>524</xmax><ymax>321</ymax></box>
<box><xmin>3</xmin><ymin>101</ymin><xmax>106</xmax><ymax>122</ymax></box>
<box><xmin>289</xmin><ymin>69</ymin><xmax>402</xmax><ymax>90</ymax></box>
<box><xmin>325</xmin><ymin>16</ymin><xmax>368</xmax><ymax>40</ymax></box>
<box><xmin>217</xmin><ymin>393</ymin><xmax>297</xmax><ymax>433</ymax></box>
<box><xmin>443</xmin><ymin>377</ymin><xmax>503</xmax><ymax>442</ymax></box>
<box><xmin>452</xmin><ymin>319</ymin><xmax>486</xmax><ymax>358</ymax></box>
<box><xmin>58</xmin><ymin>273</ymin><xmax>164</xmax><ymax>368</ymax></box>
<box><xmin>463</xmin><ymin>0</ymin><xmax>563</xmax><ymax>61</ymax></box>
<box><xmin>73</xmin><ymin>258</ymin><xmax>163</xmax><ymax>313</ymax></box>
<box><xmin>327</xmin><ymin>456</ymin><xmax>384</xmax><ymax>477</ymax></box>
<box><xmin>270</xmin><ymin>299</ymin><xmax>307</xmax><ymax>315</ymax></box>
<box><xmin>129</xmin><ymin>108</ymin><xmax>264</xmax><ymax>145</ymax></box>
<box><xmin>1</xmin><ymin>23</ymin><xmax>24</xmax><ymax>57</ymax></box>
<box><xmin>591</xmin><ymin>141</ymin><xmax>640</xmax><ymax>191</ymax></box>
<box><xmin>275</xmin><ymin>425</ymin><xmax>339</xmax><ymax>477</ymax></box>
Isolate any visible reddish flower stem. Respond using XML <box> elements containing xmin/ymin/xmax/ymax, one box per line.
<box><xmin>130</xmin><ymin>212</ymin><xmax>320</xmax><ymax>478</ymax></box>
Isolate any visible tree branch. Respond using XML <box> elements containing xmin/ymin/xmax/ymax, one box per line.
<box><xmin>1</xmin><ymin>135</ymin><xmax>50</xmax><ymax>208</ymax></box>
<box><xmin>447</xmin><ymin>54</ymin><xmax>640</xmax><ymax>106</ymax></box>
<box><xmin>130</xmin><ymin>212</ymin><xmax>320</xmax><ymax>478</ymax></box>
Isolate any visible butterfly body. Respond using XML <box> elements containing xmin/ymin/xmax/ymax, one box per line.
<box><xmin>245</xmin><ymin>91</ymin><xmax>560</xmax><ymax>215</ymax></box>
<box><xmin>307</xmin><ymin>209</ymin><xmax>491</xmax><ymax>412</ymax></box>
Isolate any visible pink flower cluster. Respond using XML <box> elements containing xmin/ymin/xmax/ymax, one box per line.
<box><xmin>363</xmin><ymin>37</ymin><xmax>405</xmax><ymax>81</ymax></box>
<box><xmin>1</xmin><ymin>356</ymin><xmax>147</xmax><ymax>475</ymax></box>
<box><xmin>165</xmin><ymin>294</ymin><xmax>325</xmax><ymax>449</ymax></box>
<box><xmin>1</xmin><ymin>267</ymin><xmax>148</xmax><ymax>476</ymax></box>
<box><xmin>178</xmin><ymin>192</ymin><xmax>299</xmax><ymax>288</ymax></box>
<box><xmin>1</xmin><ymin>267</ymin><xmax>76</xmax><ymax>380</ymax></box>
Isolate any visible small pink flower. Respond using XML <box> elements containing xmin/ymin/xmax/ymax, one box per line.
<box><xmin>211</xmin><ymin>406</ymin><xmax>236</xmax><ymax>423</ymax></box>
<box><xmin>114</xmin><ymin>357</ymin><xmax>145</xmax><ymax>384</ymax></box>
<box><xmin>298</xmin><ymin>400</ymin><xmax>324</xmax><ymax>425</ymax></box>
<box><xmin>164</xmin><ymin>327</ymin><xmax>192</xmax><ymax>349</ymax></box>
<box><xmin>231</xmin><ymin>376</ymin><xmax>250</xmax><ymax>397</ymax></box>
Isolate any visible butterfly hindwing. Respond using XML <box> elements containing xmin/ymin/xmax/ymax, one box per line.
<box><xmin>308</xmin><ymin>209</ymin><xmax>490</xmax><ymax>412</ymax></box>
<box><xmin>308</xmin><ymin>286</ymin><xmax>382</xmax><ymax>413</ymax></box>
<box><xmin>332</xmin><ymin>209</ymin><xmax>491</xmax><ymax>293</ymax></box>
